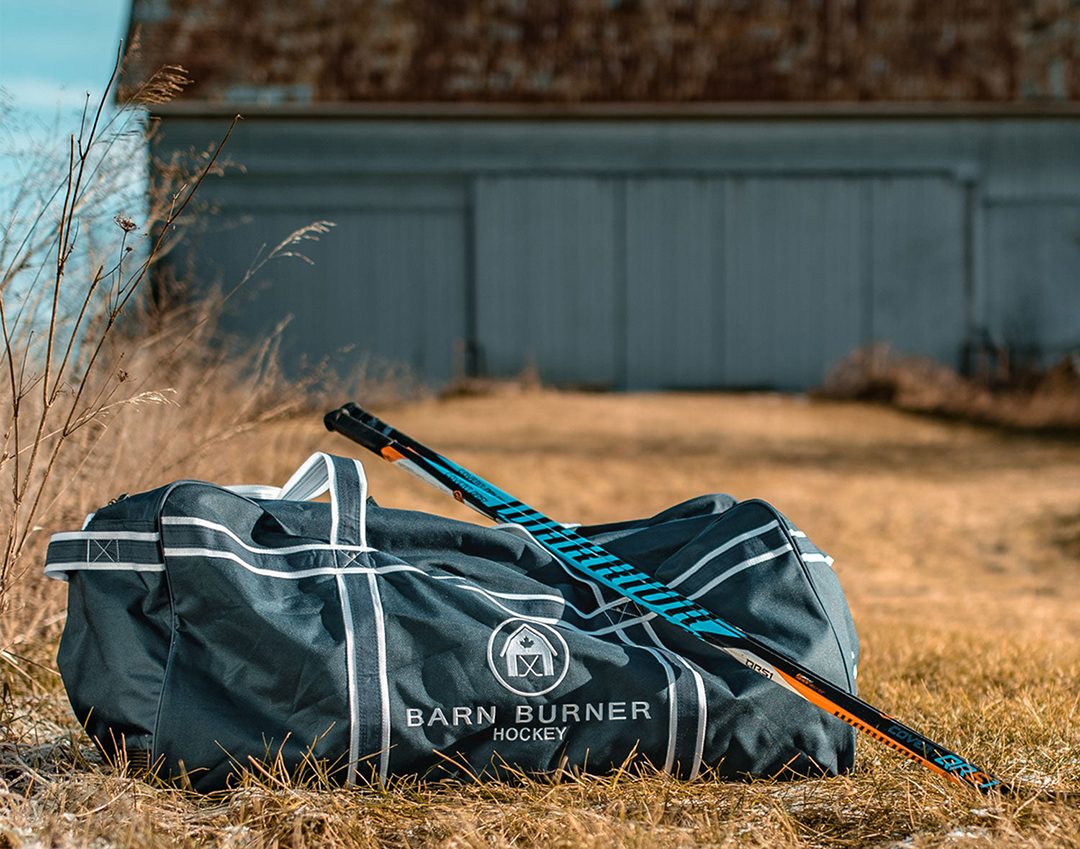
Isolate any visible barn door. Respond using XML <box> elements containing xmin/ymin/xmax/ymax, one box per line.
<box><xmin>720</xmin><ymin>177</ymin><xmax>866</xmax><ymax>389</ymax></box>
<box><xmin>624</xmin><ymin>174</ymin><xmax>967</xmax><ymax>389</ymax></box>
<box><xmin>625</xmin><ymin>177</ymin><xmax>866</xmax><ymax>389</ymax></box>
<box><xmin>473</xmin><ymin>177</ymin><xmax>621</xmax><ymax>387</ymax></box>
<box><xmin>624</xmin><ymin>178</ymin><xmax>725</xmax><ymax>389</ymax></box>
<box><xmin>472</xmin><ymin>173</ymin><xmax>967</xmax><ymax>390</ymax></box>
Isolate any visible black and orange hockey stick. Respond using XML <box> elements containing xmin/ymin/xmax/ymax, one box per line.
<box><xmin>325</xmin><ymin>402</ymin><xmax>1004</xmax><ymax>795</ymax></box>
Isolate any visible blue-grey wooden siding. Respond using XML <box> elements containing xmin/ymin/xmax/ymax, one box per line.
<box><xmin>154</xmin><ymin>113</ymin><xmax>1080</xmax><ymax>390</ymax></box>
<box><xmin>625</xmin><ymin>178</ymin><xmax>724</xmax><ymax>388</ymax></box>
<box><xmin>475</xmin><ymin>177</ymin><xmax>621</xmax><ymax>386</ymax></box>
<box><xmin>182</xmin><ymin>178</ymin><xmax>468</xmax><ymax>384</ymax></box>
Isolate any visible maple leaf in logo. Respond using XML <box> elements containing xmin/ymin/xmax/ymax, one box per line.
<box><xmin>519</xmin><ymin>635</ymin><xmax>535</xmax><ymax>650</ymax></box>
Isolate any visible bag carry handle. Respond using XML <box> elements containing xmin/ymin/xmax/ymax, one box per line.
<box><xmin>278</xmin><ymin>452</ymin><xmax>369</xmax><ymax>549</ymax></box>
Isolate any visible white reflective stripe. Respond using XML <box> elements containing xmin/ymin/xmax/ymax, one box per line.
<box><xmin>224</xmin><ymin>484</ymin><xmax>283</xmax><ymax>500</ymax></box>
<box><xmin>688</xmin><ymin>658</ymin><xmax>708</xmax><ymax>780</ymax></box>
<box><xmin>367</xmin><ymin>571</ymin><xmax>391</xmax><ymax>782</ymax></box>
<box><xmin>163</xmin><ymin>547</ymin><xmax>421</xmax><ymax>580</ymax></box>
<box><xmin>569</xmin><ymin>595</ymin><xmax>634</xmax><ymax>620</ymax></box>
<box><xmin>445</xmin><ymin>579</ymin><xmax>645</xmax><ymax>626</ymax></box>
<box><xmin>450</xmin><ymin>585</ymin><xmax>562</xmax><ymax>624</ymax></box>
<box><xmin>282</xmin><ymin>453</ymin><xmax>367</xmax><ymax>546</ymax></box>
<box><xmin>552</xmin><ymin>563</ymin><xmax>685</xmax><ymax>776</ymax></box>
<box><xmin>449</xmin><ymin>569</ymin><xmax>633</xmax><ymax>620</ymax></box>
<box><xmin>336</xmin><ymin>573</ymin><xmax>360</xmax><ymax>785</ymax></box>
<box><xmin>45</xmin><ymin>561</ymin><xmax>164</xmax><ymax>572</ymax></box>
<box><xmin>330</xmin><ymin>457</ymin><xmax>366</xmax><ymax>784</ymax></box>
<box><xmin>801</xmin><ymin>553</ymin><xmax>835</xmax><ymax>565</ymax></box>
<box><xmin>161</xmin><ymin>517</ymin><xmax>374</xmax><ymax>554</ymax></box>
<box><xmin>353</xmin><ymin>458</ymin><xmax>368</xmax><ymax>549</ymax></box>
<box><xmin>685</xmin><ymin>544</ymin><xmax>794</xmax><ymax>600</ymax></box>
<box><xmin>44</xmin><ymin>561</ymin><xmax>165</xmax><ymax>581</ymax></box>
<box><xmin>668</xmin><ymin>520</ymin><xmax>780</xmax><ymax>589</ymax></box>
<box><xmin>45</xmin><ymin>530</ymin><xmax>165</xmax><ymax>582</ymax></box>
<box><xmin>642</xmin><ymin>620</ymin><xmax>703</xmax><ymax>779</ymax></box>
<box><xmin>610</xmin><ymin>617</ymin><xmax>677</xmax><ymax>770</ymax></box>
<box><xmin>490</xmin><ymin>522</ymin><xmax>550</xmax><ymax>545</ymax></box>
<box><xmin>431</xmin><ymin>583</ymin><xmax>565</xmax><ymax>604</ymax></box>
<box><xmin>277</xmin><ymin>452</ymin><xmax>370</xmax><ymax>527</ymax></box>
<box><xmin>651</xmin><ymin>648</ymin><xmax>679</xmax><ymax>774</ymax></box>
<box><xmin>328</xmin><ymin>459</ymin><xmax>340</xmax><ymax>544</ymax></box>
<box><xmin>50</xmin><ymin>530</ymin><xmax>160</xmax><ymax>542</ymax></box>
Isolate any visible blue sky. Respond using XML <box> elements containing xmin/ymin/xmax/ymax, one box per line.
<box><xmin>1</xmin><ymin>0</ymin><xmax>131</xmax><ymax>114</ymax></box>
<box><xmin>1</xmin><ymin>0</ymin><xmax>142</xmax><ymax>311</ymax></box>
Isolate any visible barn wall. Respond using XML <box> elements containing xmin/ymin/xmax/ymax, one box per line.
<box><xmin>154</xmin><ymin>114</ymin><xmax>1080</xmax><ymax>389</ymax></box>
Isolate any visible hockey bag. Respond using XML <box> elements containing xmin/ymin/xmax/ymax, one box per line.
<box><xmin>46</xmin><ymin>451</ymin><xmax>858</xmax><ymax>791</ymax></box>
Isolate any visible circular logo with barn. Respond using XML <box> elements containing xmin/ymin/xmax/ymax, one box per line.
<box><xmin>486</xmin><ymin>618</ymin><xmax>570</xmax><ymax>697</ymax></box>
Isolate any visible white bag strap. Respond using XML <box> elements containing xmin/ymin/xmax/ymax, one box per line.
<box><xmin>278</xmin><ymin>452</ymin><xmax>369</xmax><ymax>548</ymax></box>
<box><xmin>223</xmin><ymin>484</ymin><xmax>285</xmax><ymax>500</ymax></box>
<box><xmin>44</xmin><ymin>529</ymin><xmax>165</xmax><ymax>581</ymax></box>
<box><xmin>44</xmin><ymin>453</ymin><xmax>371</xmax><ymax>581</ymax></box>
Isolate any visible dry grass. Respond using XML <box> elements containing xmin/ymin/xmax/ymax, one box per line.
<box><xmin>2</xmin><ymin>389</ymin><xmax>1078</xmax><ymax>848</ymax></box>
<box><xmin>3</xmin><ymin>45</ymin><xmax>1078</xmax><ymax>849</ymax></box>
<box><xmin>0</xmin><ymin>47</ymin><xmax>241</xmax><ymax>624</ymax></box>
<box><xmin>819</xmin><ymin>344</ymin><xmax>1080</xmax><ymax>432</ymax></box>
<box><xmin>0</xmin><ymin>49</ymin><xmax>345</xmax><ymax>645</ymax></box>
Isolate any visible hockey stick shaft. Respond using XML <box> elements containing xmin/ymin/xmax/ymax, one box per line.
<box><xmin>325</xmin><ymin>402</ymin><xmax>1003</xmax><ymax>794</ymax></box>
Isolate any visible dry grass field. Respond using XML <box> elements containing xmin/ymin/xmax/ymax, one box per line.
<box><xmin>2</xmin><ymin>388</ymin><xmax>1078</xmax><ymax>848</ymax></box>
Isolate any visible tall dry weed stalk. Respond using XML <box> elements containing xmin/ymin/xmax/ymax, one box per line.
<box><xmin>0</xmin><ymin>51</ymin><xmax>221</xmax><ymax>620</ymax></box>
<box><xmin>0</xmin><ymin>47</ymin><xmax>333</xmax><ymax>645</ymax></box>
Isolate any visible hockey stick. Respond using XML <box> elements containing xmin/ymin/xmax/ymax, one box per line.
<box><xmin>325</xmin><ymin>402</ymin><xmax>1004</xmax><ymax>795</ymax></box>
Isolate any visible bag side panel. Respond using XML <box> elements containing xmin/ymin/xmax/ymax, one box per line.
<box><xmin>153</xmin><ymin>484</ymin><xmax>351</xmax><ymax>791</ymax></box>
<box><xmin>54</xmin><ymin>493</ymin><xmax>174</xmax><ymax>765</ymax></box>
<box><xmin>58</xmin><ymin>567</ymin><xmax>172</xmax><ymax>760</ymax></box>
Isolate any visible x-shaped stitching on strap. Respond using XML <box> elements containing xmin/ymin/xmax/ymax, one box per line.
<box><xmin>87</xmin><ymin>539</ymin><xmax>120</xmax><ymax>563</ymax></box>
<box><xmin>335</xmin><ymin>549</ymin><xmax>364</xmax><ymax>568</ymax></box>
<box><xmin>603</xmin><ymin>599</ymin><xmax>643</xmax><ymax>629</ymax></box>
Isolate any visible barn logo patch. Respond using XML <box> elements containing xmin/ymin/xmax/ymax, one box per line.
<box><xmin>486</xmin><ymin>618</ymin><xmax>570</xmax><ymax>697</ymax></box>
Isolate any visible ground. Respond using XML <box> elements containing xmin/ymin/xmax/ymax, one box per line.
<box><xmin>3</xmin><ymin>390</ymin><xmax>1079</xmax><ymax>847</ymax></box>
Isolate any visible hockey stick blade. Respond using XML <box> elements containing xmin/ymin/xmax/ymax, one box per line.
<box><xmin>325</xmin><ymin>402</ymin><xmax>1008</xmax><ymax>795</ymax></box>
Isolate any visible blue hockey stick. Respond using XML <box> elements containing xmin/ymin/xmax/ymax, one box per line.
<box><xmin>325</xmin><ymin>402</ymin><xmax>1004</xmax><ymax>794</ymax></box>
